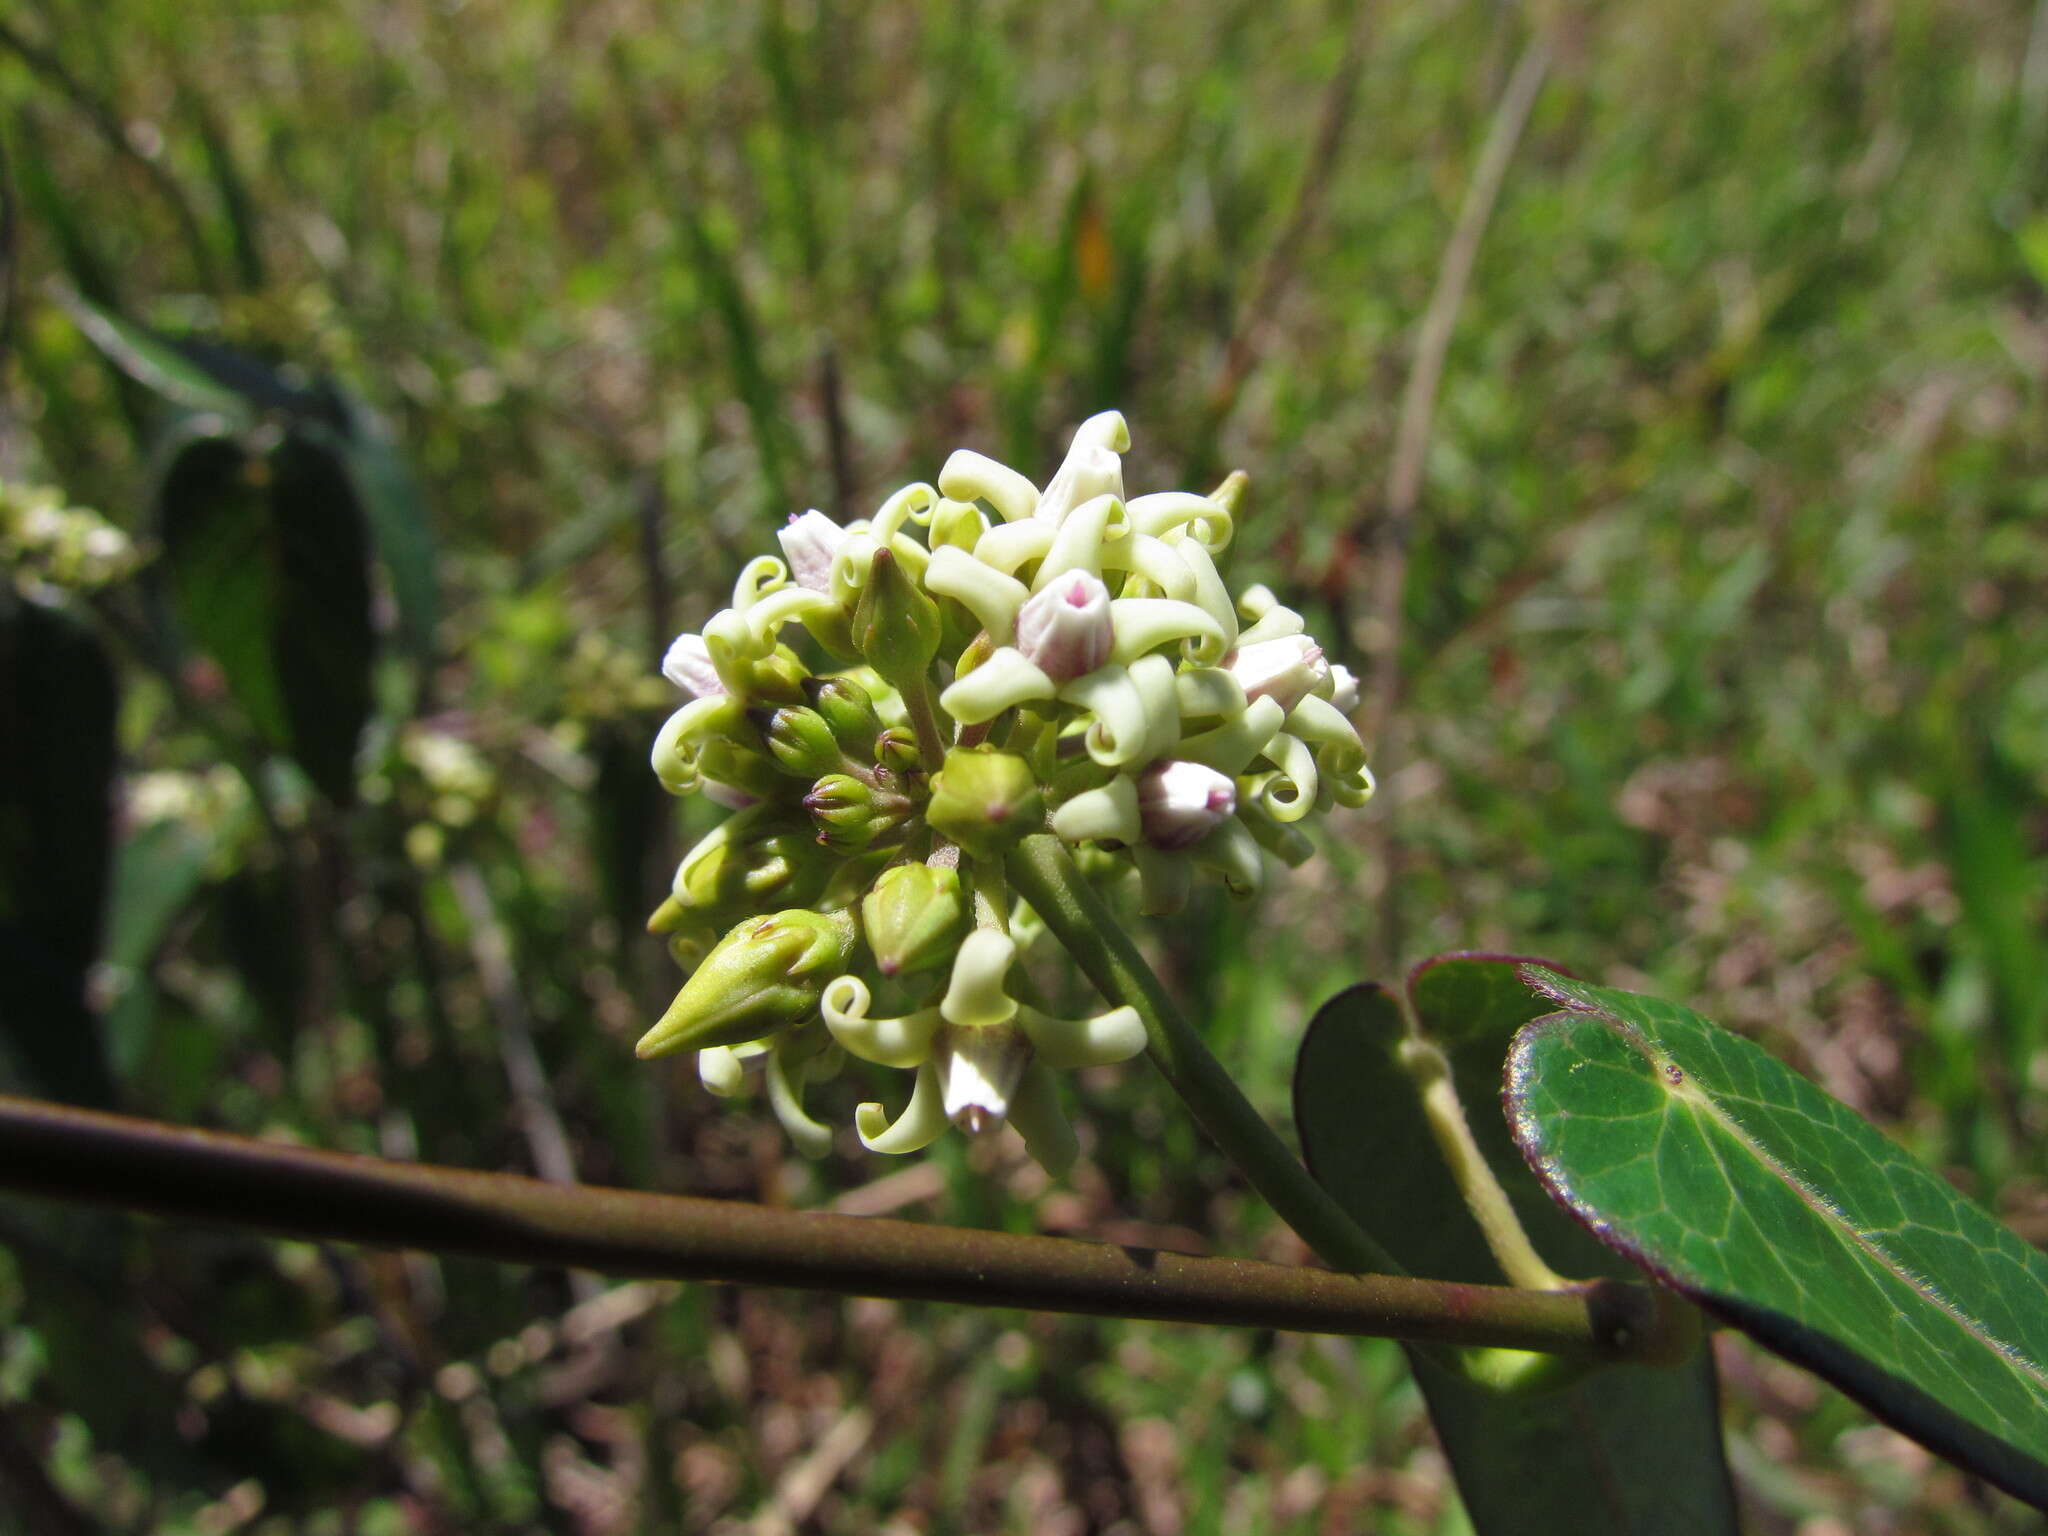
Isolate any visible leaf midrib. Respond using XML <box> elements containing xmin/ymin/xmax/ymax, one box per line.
<box><xmin>1597</xmin><ymin>1010</ymin><xmax>2048</xmax><ymax>1398</ymax></box>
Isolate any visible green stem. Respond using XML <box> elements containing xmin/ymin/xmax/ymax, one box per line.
<box><xmin>0</xmin><ymin>1093</ymin><xmax>1652</xmax><ymax>1357</ymax></box>
<box><xmin>900</xmin><ymin>672</ymin><xmax>951</xmax><ymax>772</ymax></box>
<box><xmin>1004</xmin><ymin>833</ymin><xmax>1401</xmax><ymax>1277</ymax></box>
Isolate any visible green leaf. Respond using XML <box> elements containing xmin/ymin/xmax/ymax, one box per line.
<box><xmin>0</xmin><ymin>596</ymin><xmax>119</xmax><ymax>1106</ymax></box>
<box><xmin>158</xmin><ymin>428</ymin><xmax>376</xmax><ymax>804</ymax></box>
<box><xmin>1295</xmin><ymin>955</ymin><xmax>1738</xmax><ymax>1536</ymax></box>
<box><xmin>1508</xmin><ymin>967</ymin><xmax>2048</xmax><ymax>1509</ymax></box>
<box><xmin>319</xmin><ymin>400</ymin><xmax>440</xmax><ymax>675</ymax></box>
<box><xmin>50</xmin><ymin>283</ymin><xmax>254</xmax><ymax>419</ymax></box>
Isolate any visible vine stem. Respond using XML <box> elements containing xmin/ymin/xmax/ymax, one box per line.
<box><xmin>1004</xmin><ymin>833</ymin><xmax>1401</xmax><ymax>1277</ymax></box>
<box><xmin>0</xmin><ymin>1092</ymin><xmax>1655</xmax><ymax>1357</ymax></box>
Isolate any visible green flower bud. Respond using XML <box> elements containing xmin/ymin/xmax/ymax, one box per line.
<box><xmin>805</xmin><ymin>772</ymin><xmax>909</xmax><ymax>850</ymax></box>
<box><xmin>756</xmin><ymin>706</ymin><xmax>845</xmax><ymax>779</ymax></box>
<box><xmin>926</xmin><ymin>748</ymin><xmax>1044</xmax><ymax>858</ymax></box>
<box><xmin>802</xmin><ymin>675</ymin><xmax>882</xmax><ymax>759</ymax></box>
<box><xmin>873</xmin><ymin>726</ymin><xmax>922</xmax><ymax>777</ymax></box>
<box><xmin>852</xmin><ymin>547</ymin><xmax>942</xmax><ymax>687</ymax></box>
<box><xmin>861</xmin><ymin>863</ymin><xmax>970</xmax><ymax>977</ymax></box>
<box><xmin>636</xmin><ymin>908</ymin><xmax>856</xmax><ymax>1057</ymax></box>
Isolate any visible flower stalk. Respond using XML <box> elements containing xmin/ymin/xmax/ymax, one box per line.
<box><xmin>0</xmin><ymin>1092</ymin><xmax>1666</xmax><ymax>1359</ymax></box>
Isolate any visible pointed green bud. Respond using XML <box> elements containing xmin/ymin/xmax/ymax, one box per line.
<box><xmin>926</xmin><ymin>748</ymin><xmax>1044</xmax><ymax>858</ymax></box>
<box><xmin>805</xmin><ymin>772</ymin><xmax>909</xmax><ymax>850</ymax></box>
<box><xmin>637</xmin><ymin>908</ymin><xmax>856</xmax><ymax>1057</ymax></box>
<box><xmin>1208</xmin><ymin>468</ymin><xmax>1248</xmax><ymax>518</ymax></box>
<box><xmin>873</xmin><ymin>726</ymin><xmax>922</xmax><ymax>776</ymax></box>
<box><xmin>756</xmin><ymin>706</ymin><xmax>844</xmax><ymax>779</ymax></box>
<box><xmin>802</xmin><ymin>675</ymin><xmax>882</xmax><ymax>758</ymax></box>
<box><xmin>861</xmin><ymin>863</ymin><xmax>970</xmax><ymax>977</ymax></box>
<box><xmin>851</xmin><ymin>547</ymin><xmax>942</xmax><ymax>687</ymax></box>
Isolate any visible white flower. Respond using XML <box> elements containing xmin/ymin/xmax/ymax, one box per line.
<box><xmin>661</xmin><ymin>633</ymin><xmax>724</xmax><ymax>698</ymax></box>
<box><xmin>777</xmin><ymin>510</ymin><xmax>846</xmax><ymax>593</ymax></box>
<box><xmin>1136</xmin><ymin>759</ymin><xmax>1237</xmax><ymax>850</ymax></box>
<box><xmin>1228</xmin><ymin>635</ymin><xmax>1329</xmax><ymax>715</ymax></box>
<box><xmin>1015</xmin><ymin>570</ymin><xmax>1113</xmax><ymax>682</ymax></box>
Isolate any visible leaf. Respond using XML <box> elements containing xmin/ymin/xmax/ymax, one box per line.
<box><xmin>0</xmin><ymin>596</ymin><xmax>119</xmax><ymax>1105</ymax></box>
<box><xmin>50</xmin><ymin>283</ymin><xmax>254</xmax><ymax>419</ymax></box>
<box><xmin>1508</xmin><ymin>967</ymin><xmax>2048</xmax><ymax>1509</ymax></box>
<box><xmin>317</xmin><ymin>400</ymin><xmax>440</xmax><ymax>674</ymax></box>
<box><xmin>1295</xmin><ymin>955</ymin><xmax>1738</xmax><ymax>1536</ymax></box>
<box><xmin>158</xmin><ymin>428</ymin><xmax>376</xmax><ymax>803</ymax></box>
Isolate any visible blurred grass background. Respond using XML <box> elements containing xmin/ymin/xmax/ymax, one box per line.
<box><xmin>2</xmin><ymin>0</ymin><xmax>2047</xmax><ymax>1530</ymax></box>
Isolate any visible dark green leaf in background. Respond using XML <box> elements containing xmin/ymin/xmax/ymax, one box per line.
<box><xmin>1508</xmin><ymin>968</ymin><xmax>2048</xmax><ymax>1509</ymax></box>
<box><xmin>1294</xmin><ymin>955</ymin><xmax>1738</xmax><ymax>1536</ymax></box>
<box><xmin>0</xmin><ymin>596</ymin><xmax>119</xmax><ymax>1106</ymax></box>
<box><xmin>157</xmin><ymin>428</ymin><xmax>375</xmax><ymax>804</ymax></box>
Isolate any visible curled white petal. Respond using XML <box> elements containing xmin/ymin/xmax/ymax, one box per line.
<box><xmin>1286</xmin><ymin>692</ymin><xmax>1365</xmax><ymax>751</ymax></box>
<box><xmin>1099</xmin><ymin>532</ymin><xmax>1195</xmax><ymax>600</ymax></box>
<box><xmin>1236</xmin><ymin>602</ymin><xmax>1306</xmax><ymax>647</ymax></box>
<box><xmin>974</xmin><ymin>518</ymin><xmax>1057</xmax><ymax>577</ymax></box>
<box><xmin>828</xmin><ymin>531</ymin><xmax>881</xmax><ymax>610</ymax></box>
<box><xmin>1109</xmin><ymin>599</ymin><xmax>1229</xmax><ymax>667</ymax></box>
<box><xmin>1018</xmin><ymin>1005</ymin><xmax>1146</xmax><ymax>1069</ymax></box>
<box><xmin>939</xmin><ymin>928</ymin><xmax>1019</xmax><ymax>1029</ymax></box>
<box><xmin>1129</xmin><ymin>654</ymin><xmax>1186</xmax><ymax>765</ymax></box>
<box><xmin>929</xmin><ymin>496</ymin><xmax>990</xmax><ymax>552</ymax></box>
<box><xmin>1126</xmin><ymin>491</ymin><xmax>1231</xmax><ymax>552</ymax></box>
<box><xmin>732</xmin><ymin>555</ymin><xmax>790</xmax><ymax>610</ymax></box>
<box><xmin>1329</xmin><ymin>758</ymin><xmax>1376</xmax><ymax>808</ymax></box>
<box><xmin>1174</xmin><ymin>666</ymin><xmax>1248</xmax><ymax>722</ymax></box>
<box><xmin>939</xmin><ymin>450</ymin><xmax>1040</xmax><ymax>523</ymax></box>
<box><xmin>868</xmin><ymin>482</ymin><xmax>938</xmax><ymax>545</ymax></box>
<box><xmin>766</xmin><ymin>1045</ymin><xmax>833</xmax><ymax>1158</ymax></box>
<box><xmin>1258</xmin><ymin>731</ymin><xmax>1320</xmax><ymax>824</ymax></box>
<box><xmin>1175</xmin><ymin>695</ymin><xmax>1286</xmax><ymax>776</ymax></box>
<box><xmin>740</xmin><ymin>584</ymin><xmax>837</xmax><ymax>648</ymax></box>
<box><xmin>856</xmin><ymin>1062</ymin><xmax>949</xmax><ymax>1154</ymax></box>
<box><xmin>1006</xmin><ymin>1066</ymin><xmax>1078</xmax><ymax>1177</ymax></box>
<box><xmin>821</xmin><ymin>975</ymin><xmax>942</xmax><ymax>1067</ymax></box>
<box><xmin>939</xmin><ymin>647</ymin><xmax>1056</xmax><ymax>726</ymax></box>
<box><xmin>1033</xmin><ymin>493</ymin><xmax>1129</xmax><ymax>591</ymax></box>
<box><xmin>1173</xmin><ymin>540</ymin><xmax>1240</xmax><ymax>654</ymax></box>
<box><xmin>926</xmin><ymin>545</ymin><xmax>1029</xmax><ymax>640</ymax></box>
<box><xmin>1071</xmin><ymin>409</ymin><xmax>1131</xmax><ymax>455</ymax></box>
<box><xmin>1049</xmin><ymin>775</ymin><xmax>1141</xmax><ymax>845</ymax></box>
<box><xmin>698</xmin><ymin>1046</ymin><xmax>746</xmax><ymax>1097</ymax></box>
<box><xmin>652</xmin><ymin>695</ymin><xmax>739</xmax><ymax>794</ymax></box>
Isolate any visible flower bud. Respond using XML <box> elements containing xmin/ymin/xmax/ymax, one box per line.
<box><xmin>778</xmin><ymin>510</ymin><xmax>846</xmax><ymax>593</ymax></box>
<box><xmin>1226</xmin><ymin>635</ymin><xmax>1329</xmax><ymax>716</ymax></box>
<box><xmin>805</xmin><ymin>772</ymin><xmax>907</xmax><ymax>850</ymax></box>
<box><xmin>756</xmin><ymin>706</ymin><xmax>844</xmax><ymax>779</ymax></box>
<box><xmin>925</xmin><ymin>748</ymin><xmax>1045</xmax><ymax>858</ymax></box>
<box><xmin>861</xmin><ymin>863</ymin><xmax>970</xmax><ymax>977</ymax></box>
<box><xmin>662</xmin><ymin>632</ymin><xmax>725</xmax><ymax>698</ymax></box>
<box><xmin>696</xmin><ymin>737</ymin><xmax>783</xmax><ymax>798</ymax></box>
<box><xmin>1015</xmin><ymin>571</ymin><xmax>1113</xmax><ymax>683</ymax></box>
<box><xmin>1327</xmin><ymin>663</ymin><xmax>1360</xmax><ymax>714</ymax></box>
<box><xmin>873</xmin><ymin>727</ymin><xmax>922</xmax><ymax>776</ymax></box>
<box><xmin>802</xmin><ymin>675</ymin><xmax>882</xmax><ymax>758</ymax></box>
<box><xmin>1136</xmin><ymin>759</ymin><xmax>1237</xmax><ymax>850</ymax></box>
<box><xmin>636</xmin><ymin>908</ymin><xmax>856</xmax><ymax>1057</ymax></box>
<box><xmin>852</xmin><ymin>547</ymin><xmax>942</xmax><ymax>686</ymax></box>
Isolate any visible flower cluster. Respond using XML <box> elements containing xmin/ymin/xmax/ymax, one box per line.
<box><xmin>638</xmin><ymin>414</ymin><xmax>1370</xmax><ymax>1172</ymax></box>
<box><xmin>1</xmin><ymin>481</ymin><xmax>140</xmax><ymax>597</ymax></box>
